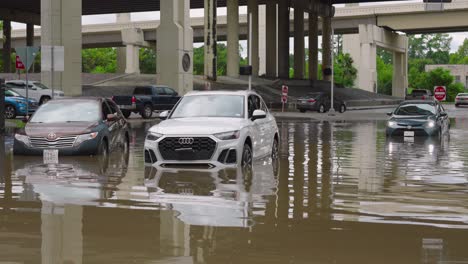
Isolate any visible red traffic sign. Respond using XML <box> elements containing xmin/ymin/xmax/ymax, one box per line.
<box><xmin>282</xmin><ymin>85</ymin><xmax>289</xmax><ymax>96</ymax></box>
<box><xmin>282</xmin><ymin>95</ymin><xmax>288</xmax><ymax>103</ymax></box>
<box><xmin>434</xmin><ymin>86</ymin><xmax>446</xmax><ymax>101</ymax></box>
<box><xmin>16</xmin><ymin>56</ymin><xmax>25</xmax><ymax>70</ymax></box>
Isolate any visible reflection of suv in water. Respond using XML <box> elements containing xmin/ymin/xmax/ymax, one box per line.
<box><xmin>144</xmin><ymin>90</ymin><xmax>279</xmax><ymax>168</ymax></box>
<box><xmin>5</xmin><ymin>80</ymin><xmax>64</xmax><ymax>104</ymax></box>
<box><xmin>14</xmin><ymin>98</ymin><xmax>130</xmax><ymax>156</ymax></box>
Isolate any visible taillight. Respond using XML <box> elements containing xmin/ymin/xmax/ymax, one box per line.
<box><xmin>131</xmin><ymin>96</ymin><xmax>137</xmax><ymax>104</ymax></box>
<box><xmin>111</xmin><ymin>96</ymin><xmax>114</xmax><ymax>101</ymax></box>
<box><xmin>422</xmin><ymin>95</ymin><xmax>426</xmax><ymax>100</ymax></box>
<box><xmin>307</xmin><ymin>99</ymin><xmax>316</xmax><ymax>103</ymax></box>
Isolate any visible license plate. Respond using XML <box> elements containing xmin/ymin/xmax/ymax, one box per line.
<box><xmin>404</xmin><ymin>131</ymin><xmax>415</xmax><ymax>137</ymax></box>
<box><xmin>43</xmin><ymin>149</ymin><xmax>59</xmax><ymax>164</ymax></box>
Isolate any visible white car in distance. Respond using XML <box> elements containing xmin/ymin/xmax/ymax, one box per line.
<box><xmin>144</xmin><ymin>90</ymin><xmax>279</xmax><ymax>168</ymax></box>
<box><xmin>6</xmin><ymin>80</ymin><xmax>64</xmax><ymax>104</ymax></box>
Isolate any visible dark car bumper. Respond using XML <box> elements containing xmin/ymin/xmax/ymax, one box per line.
<box><xmin>13</xmin><ymin>137</ymin><xmax>100</xmax><ymax>156</ymax></box>
<box><xmin>386</xmin><ymin>126</ymin><xmax>439</xmax><ymax>137</ymax></box>
<box><xmin>297</xmin><ymin>103</ymin><xmax>318</xmax><ymax>111</ymax></box>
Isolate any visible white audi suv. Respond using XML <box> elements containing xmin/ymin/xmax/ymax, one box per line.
<box><xmin>144</xmin><ymin>90</ymin><xmax>279</xmax><ymax>168</ymax></box>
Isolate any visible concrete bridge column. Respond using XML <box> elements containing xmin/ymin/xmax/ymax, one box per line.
<box><xmin>248</xmin><ymin>0</ymin><xmax>259</xmax><ymax>76</ymax></box>
<box><xmin>204</xmin><ymin>0</ymin><xmax>217</xmax><ymax>80</ymax></box>
<box><xmin>294</xmin><ymin>1</ymin><xmax>305</xmax><ymax>79</ymax></box>
<box><xmin>265</xmin><ymin>0</ymin><xmax>277</xmax><ymax>78</ymax></box>
<box><xmin>393</xmin><ymin>52</ymin><xmax>407</xmax><ymax>98</ymax></box>
<box><xmin>308</xmin><ymin>12</ymin><xmax>319</xmax><ymax>81</ymax></box>
<box><xmin>2</xmin><ymin>20</ymin><xmax>12</xmax><ymax>73</ymax></box>
<box><xmin>227</xmin><ymin>0</ymin><xmax>239</xmax><ymax>78</ymax></box>
<box><xmin>125</xmin><ymin>44</ymin><xmax>140</xmax><ymax>74</ymax></box>
<box><xmin>116</xmin><ymin>13</ymin><xmax>131</xmax><ymax>74</ymax></box>
<box><xmin>278</xmin><ymin>0</ymin><xmax>290</xmax><ymax>79</ymax></box>
<box><xmin>157</xmin><ymin>0</ymin><xmax>193</xmax><ymax>94</ymax></box>
<box><xmin>41</xmin><ymin>0</ymin><xmax>82</xmax><ymax>96</ymax></box>
<box><xmin>322</xmin><ymin>15</ymin><xmax>332</xmax><ymax>82</ymax></box>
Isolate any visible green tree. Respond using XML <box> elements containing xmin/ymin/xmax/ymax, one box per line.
<box><xmin>377</xmin><ymin>56</ymin><xmax>393</xmax><ymax>95</ymax></box>
<box><xmin>447</xmin><ymin>82</ymin><xmax>465</xmax><ymax>102</ymax></box>
<box><xmin>449</xmin><ymin>38</ymin><xmax>468</xmax><ymax>64</ymax></box>
<box><xmin>139</xmin><ymin>48</ymin><xmax>156</xmax><ymax>74</ymax></box>
<box><xmin>408</xmin><ymin>34</ymin><xmax>452</xmax><ymax>64</ymax></box>
<box><xmin>193</xmin><ymin>46</ymin><xmax>204</xmax><ymax>75</ymax></box>
<box><xmin>82</xmin><ymin>48</ymin><xmax>117</xmax><ymax>73</ymax></box>
<box><xmin>334</xmin><ymin>53</ymin><xmax>357</xmax><ymax>88</ymax></box>
<box><xmin>192</xmin><ymin>43</ymin><xmax>247</xmax><ymax>76</ymax></box>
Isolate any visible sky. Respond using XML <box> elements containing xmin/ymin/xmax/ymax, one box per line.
<box><xmin>11</xmin><ymin>1</ymin><xmax>468</xmax><ymax>54</ymax></box>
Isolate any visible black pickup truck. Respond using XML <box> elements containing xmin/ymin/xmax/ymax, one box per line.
<box><xmin>113</xmin><ymin>86</ymin><xmax>180</xmax><ymax>119</ymax></box>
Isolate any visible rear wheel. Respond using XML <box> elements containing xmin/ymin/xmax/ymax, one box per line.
<box><xmin>122</xmin><ymin>110</ymin><xmax>131</xmax><ymax>119</ymax></box>
<box><xmin>455</xmin><ymin>104</ymin><xmax>459</xmax><ymax>108</ymax></box>
<box><xmin>318</xmin><ymin>104</ymin><xmax>326</xmax><ymax>113</ymax></box>
<box><xmin>299</xmin><ymin>109</ymin><xmax>306</xmax><ymax>113</ymax></box>
<box><xmin>40</xmin><ymin>96</ymin><xmax>51</xmax><ymax>105</ymax></box>
<box><xmin>5</xmin><ymin>105</ymin><xmax>16</xmax><ymax>119</ymax></box>
<box><xmin>241</xmin><ymin>143</ymin><xmax>253</xmax><ymax>169</ymax></box>
<box><xmin>140</xmin><ymin>104</ymin><xmax>153</xmax><ymax>119</ymax></box>
<box><xmin>339</xmin><ymin>104</ymin><xmax>346</xmax><ymax>113</ymax></box>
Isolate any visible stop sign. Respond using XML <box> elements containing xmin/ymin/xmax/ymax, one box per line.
<box><xmin>434</xmin><ymin>86</ymin><xmax>446</xmax><ymax>101</ymax></box>
<box><xmin>16</xmin><ymin>56</ymin><xmax>25</xmax><ymax>70</ymax></box>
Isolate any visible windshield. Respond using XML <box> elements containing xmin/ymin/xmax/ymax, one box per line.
<box><xmin>394</xmin><ymin>103</ymin><xmax>436</xmax><ymax>116</ymax></box>
<box><xmin>30</xmin><ymin>101</ymin><xmax>101</xmax><ymax>123</ymax></box>
<box><xmin>33</xmin><ymin>82</ymin><xmax>49</xmax><ymax>90</ymax></box>
<box><xmin>5</xmin><ymin>89</ymin><xmax>21</xmax><ymax>97</ymax></box>
<box><xmin>171</xmin><ymin>95</ymin><xmax>244</xmax><ymax>119</ymax></box>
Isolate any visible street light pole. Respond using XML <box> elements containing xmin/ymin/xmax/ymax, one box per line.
<box><xmin>329</xmin><ymin>25</ymin><xmax>336</xmax><ymax>116</ymax></box>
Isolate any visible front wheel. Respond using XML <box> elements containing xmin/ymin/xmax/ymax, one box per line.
<box><xmin>98</xmin><ymin>139</ymin><xmax>109</xmax><ymax>157</ymax></box>
<box><xmin>40</xmin><ymin>96</ymin><xmax>51</xmax><ymax>105</ymax></box>
<box><xmin>140</xmin><ymin>104</ymin><xmax>153</xmax><ymax>119</ymax></box>
<box><xmin>271</xmin><ymin>137</ymin><xmax>279</xmax><ymax>160</ymax></box>
<box><xmin>299</xmin><ymin>109</ymin><xmax>306</xmax><ymax>113</ymax></box>
<box><xmin>339</xmin><ymin>104</ymin><xmax>346</xmax><ymax>113</ymax></box>
<box><xmin>241</xmin><ymin>144</ymin><xmax>253</xmax><ymax>169</ymax></box>
<box><xmin>5</xmin><ymin>105</ymin><xmax>17</xmax><ymax>119</ymax></box>
<box><xmin>455</xmin><ymin>104</ymin><xmax>459</xmax><ymax>108</ymax></box>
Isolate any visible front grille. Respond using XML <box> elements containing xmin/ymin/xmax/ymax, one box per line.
<box><xmin>29</xmin><ymin>136</ymin><xmax>77</xmax><ymax>149</ymax></box>
<box><xmin>391</xmin><ymin>129</ymin><xmax>428</xmax><ymax>136</ymax></box>
<box><xmin>218</xmin><ymin>149</ymin><xmax>237</xmax><ymax>164</ymax></box>
<box><xmin>159</xmin><ymin>137</ymin><xmax>216</xmax><ymax>161</ymax></box>
<box><xmin>397</xmin><ymin>123</ymin><xmax>423</xmax><ymax>127</ymax></box>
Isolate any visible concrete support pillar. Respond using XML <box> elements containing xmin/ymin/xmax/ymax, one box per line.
<box><xmin>2</xmin><ymin>20</ymin><xmax>12</xmax><ymax>73</ymax></box>
<box><xmin>157</xmin><ymin>0</ymin><xmax>193</xmax><ymax>95</ymax></box>
<box><xmin>259</xmin><ymin>5</ymin><xmax>266</xmax><ymax>76</ymax></box>
<box><xmin>125</xmin><ymin>44</ymin><xmax>140</xmax><ymax>74</ymax></box>
<box><xmin>308</xmin><ymin>13</ymin><xmax>319</xmax><ymax>80</ymax></box>
<box><xmin>41</xmin><ymin>0</ymin><xmax>82</xmax><ymax>96</ymax></box>
<box><xmin>227</xmin><ymin>0</ymin><xmax>239</xmax><ymax>78</ymax></box>
<box><xmin>393</xmin><ymin>52</ymin><xmax>407</xmax><ymax>98</ymax></box>
<box><xmin>248</xmin><ymin>0</ymin><xmax>259</xmax><ymax>76</ymax></box>
<box><xmin>26</xmin><ymin>23</ymin><xmax>35</xmax><ymax>47</ymax></box>
<box><xmin>116</xmin><ymin>13</ymin><xmax>131</xmax><ymax>74</ymax></box>
<box><xmin>278</xmin><ymin>0</ymin><xmax>290</xmax><ymax>79</ymax></box>
<box><xmin>293</xmin><ymin>2</ymin><xmax>305</xmax><ymax>79</ymax></box>
<box><xmin>322</xmin><ymin>16</ymin><xmax>332</xmax><ymax>82</ymax></box>
<box><xmin>359</xmin><ymin>41</ymin><xmax>377</xmax><ymax>92</ymax></box>
<box><xmin>265</xmin><ymin>0</ymin><xmax>278</xmax><ymax>78</ymax></box>
<box><xmin>204</xmin><ymin>0</ymin><xmax>217</xmax><ymax>80</ymax></box>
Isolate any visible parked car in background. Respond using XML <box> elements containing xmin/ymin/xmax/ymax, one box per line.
<box><xmin>144</xmin><ymin>90</ymin><xmax>279</xmax><ymax>168</ymax></box>
<box><xmin>405</xmin><ymin>89</ymin><xmax>434</xmax><ymax>101</ymax></box>
<box><xmin>13</xmin><ymin>97</ymin><xmax>129</xmax><ymax>156</ymax></box>
<box><xmin>297</xmin><ymin>92</ymin><xmax>347</xmax><ymax>113</ymax></box>
<box><xmin>455</xmin><ymin>93</ymin><xmax>468</xmax><ymax>107</ymax></box>
<box><xmin>386</xmin><ymin>100</ymin><xmax>449</xmax><ymax>137</ymax></box>
<box><xmin>4</xmin><ymin>89</ymin><xmax>38</xmax><ymax>119</ymax></box>
<box><xmin>112</xmin><ymin>85</ymin><xmax>180</xmax><ymax>119</ymax></box>
<box><xmin>5</xmin><ymin>80</ymin><xmax>64</xmax><ymax>104</ymax></box>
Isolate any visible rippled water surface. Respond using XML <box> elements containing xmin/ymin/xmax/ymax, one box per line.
<box><xmin>2</xmin><ymin>114</ymin><xmax>468</xmax><ymax>263</ymax></box>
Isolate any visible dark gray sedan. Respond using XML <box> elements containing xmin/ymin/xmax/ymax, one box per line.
<box><xmin>386</xmin><ymin>100</ymin><xmax>450</xmax><ymax>137</ymax></box>
<box><xmin>297</xmin><ymin>92</ymin><xmax>346</xmax><ymax>113</ymax></box>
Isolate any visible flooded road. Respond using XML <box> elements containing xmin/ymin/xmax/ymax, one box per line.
<box><xmin>2</xmin><ymin>112</ymin><xmax>468</xmax><ymax>263</ymax></box>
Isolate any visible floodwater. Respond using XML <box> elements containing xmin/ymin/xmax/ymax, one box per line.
<box><xmin>2</xmin><ymin>116</ymin><xmax>468</xmax><ymax>264</ymax></box>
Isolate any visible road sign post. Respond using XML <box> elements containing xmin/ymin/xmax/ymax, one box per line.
<box><xmin>16</xmin><ymin>46</ymin><xmax>40</xmax><ymax>116</ymax></box>
<box><xmin>281</xmin><ymin>85</ymin><xmax>288</xmax><ymax>112</ymax></box>
<box><xmin>434</xmin><ymin>86</ymin><xmax>447</xmax><ymax>101</ymax></box>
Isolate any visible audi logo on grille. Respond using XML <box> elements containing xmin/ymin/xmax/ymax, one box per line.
<box><xmin>179</xmin><ymin>138</ymin><xmax>195</xmax><ymax>145</ymax></box>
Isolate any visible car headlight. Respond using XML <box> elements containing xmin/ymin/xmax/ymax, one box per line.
<box><xmin>15</xmin><ymin>134</ymin><xmax>30</xmax><ymax>146</ymax></box>
<box><xmin>214</xmin><ymin>130</ymin><xmax>240</xmax><ymax>140</ymax></box>
<box><xmin>146</xmin><ymin>132</ymin><xmax>163</xmax><ymax>141</ymax></box>
<box><xmin>387</xmin><ymin>121</ymin><xmax>397</xmax><ymax>127</ymax></box>
<box><xmin>426</xmin><ymin>120</ymin><xmax>435</xmax><ymax>128</ymax></box>
<box><xmin>75</xmin><ymin>132</ymin><xmax>99</xmax><ymax>146</ymax></box>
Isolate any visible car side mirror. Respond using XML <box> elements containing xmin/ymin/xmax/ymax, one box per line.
<box><xmin>252</xmin><ymin>110</ymin><xmax>267</xmax><ymax>121</ymax></box>
<box><xmin>107</xmin><ymin>114</ymin><xmax>118</xmax><ymax>121</ymax></box>
<box><xmin>387</xmin><ymin>112</ymin><xmax>393</xmax><ymax>116</ymax></box>
<box><xmin>159</xmin><ymin>111</ymin><xmax>169</xmax><ymax>120</ymax></box>
<box><xmin>440</xmin><ymin>112</ymin><xmax>447</xmax><ymax>117</ymax></box>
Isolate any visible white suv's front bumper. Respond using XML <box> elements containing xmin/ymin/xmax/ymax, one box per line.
<box><xmin>144</xmin><ymin>135</ymin><xmax>243</xmax><ymax>168</ymax></box>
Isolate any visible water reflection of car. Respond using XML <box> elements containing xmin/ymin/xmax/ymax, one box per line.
<box><xmin>144</xmin><ymin>91</ymin><xmax>279</xmax><ymax>168</ymax></box>
<box><xmin>144</xmin><ymin>158</ymin><xmax>279</xmax><ymax>227</ymax></box>
<box><xmin>12</xmin><ymin>150</ymin><xmax>129</xmax><ymax>204</ymax></box>
<box><xmin>13</xmin><ymin>98</ymin><xmax>130</xmax><ymax>156</ymax></box>
<box><xmin>296</xmin><ymin>92</ymin><xmax>347</xmax><ymax>113</ymax></box>
<box><xmin>386</xmin><ymin>100</ymin><xmax>450</xmax><ymax>137</ymax></box>
<box><xmin>4</xmin><ymin>89</ymin><xmax>38</xmax><ymax>119</ymax></box>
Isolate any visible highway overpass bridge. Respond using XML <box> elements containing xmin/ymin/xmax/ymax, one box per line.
<box><xmin>0</xmin><ymin>0</ymin><xmax>467</xmax><ymax>97</ymax></box>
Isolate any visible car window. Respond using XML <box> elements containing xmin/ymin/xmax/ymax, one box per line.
<box><xmin>248</xmin><ymin>96</ymin><xmax>256</xmax><ymax>118</ymax></box>
<box><xmin>134</xmin><ymin>87</ymin><xmax>152</xmax><ymax>95</ymax></box>
<box><xmin>102</xmin><ymin>101</ymin><xmax>113</xmax><ymax>120</ymax></box>
<box><xmin>5</xmin><ymin>90</ymin><xmax>17</xmax><ymax>97</ymax></box>
<box><xmin>260</xmin><ymin>99</ymin><xmax>269</xmax><ymax>113</ymax></box>
<box><xmin>154</xmin><ymin>87</ymin><xmax>166</xmax><ymax>95</ymax></box>
<box><xmin>33</xmin><ymin>82</ymin><xmax>49</xmax><ymax>89</ymax></box>
<box><xmin>106</xmin><ymin>100</ymin><xmax>119</xmax><ymax>115</ymax></box>
<box><xmin>163</xmin><ymin>87</ymin><xmax>176</xmax><ymax>96</ymax></box>
<box><xmin>7</xmin><ymin>82</ymin><xmax>25</xmax><ymax>88</ymax></box>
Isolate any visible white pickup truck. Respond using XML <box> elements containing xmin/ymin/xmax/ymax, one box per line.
<box><xmin>5</xmin><ymin>80</ymin><xmax>64</xmax><ymax>104</ymax></box>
